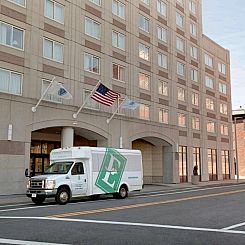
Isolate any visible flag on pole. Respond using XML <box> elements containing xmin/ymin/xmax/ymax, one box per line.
<box><xmin>47</xmin><ymin>80</ymin><xmax>72</xmax><ymax>99</ymax></box>
<box><xmin>121</xmin><ymin>97</ymin><xmax>139</xmax><ymax>110</ymax></box>
<box><xmin>91</xmin><ymin>83</ymin><xmax>120</xmax><ymax>106</ymax></box>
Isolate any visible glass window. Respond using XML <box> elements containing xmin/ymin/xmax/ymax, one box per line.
<box><xmin>219</xmin><ymin>82</ymin><xmax>227</xmax><ymax>95</ymax></box>
<box><xmin>218</xmin><ymin>63</ymin><xmax>226</xmax><ymax>75</ymax></box>
<box><xmin>221</xmin><ymin>124</ymin><xmax>228</xmax><ymax>135</ymax></box>
<box><xmin>84</xmin><ymin>90</ymin><xmax>100</xmax><ymax>110</ymax></box>
<box><xmin>42</xmin><ymin>79</ymin><xmax>61</xmax><ymax>103</ymax></box>
<box><xmin>177</xmin><ymin>87</ymin><xmax>185</xmax><ymax>101</ymax></box>
<box><xmin>221</xmin><ymin>150</ymin><xmax>230</xmax><ymax>179</ymax></box>
<box><xmin>189</xmin><ymin>1</ymin><xmax>196</xmax><ymax>14</ymax></box>
<box><xmin>0</xmin><ymin>22</ymin><xmax>24</xmax><ymax>50</ymax></box>
<box><xmin>89</xmin><ymin>0</ymin><xmax>101</xmax><ymax>6</ymax></box>
<box><xmin>177</xmin><ymin>62</ymin><xmax>185</xmax><ymax>76</ymax></box>
<box><xmin>204</xmin><ymin>53</ymin><xmax>213</xmax><ymax>67</ymax></box>
<box><xmin>206</xmin><ymin>98</ymin><xmax>214</xmax><ymax>110</ymax></box>
<box><xmin>179</xmin><ymin>145</ymin><xmax>187</xmax><ymax>183</ymax></box>
<box><xmin>193</xmin><ymin>147</ymin><xmax>201</xmax><ymax>176</ymax></box>
<box><xmin>139</xmin><ymin>104</ymin><xmax>150</xmax><ymax>120</ymax></box>
<box><xmin>0</xmin><ymin>68</ymin><xmax>22</xmax><ymax>95</ymax></box>
<box><xmin>112</xmin><ymin>0</ymin><xmax>125</xmax><ymax>19</ymax></box>
<box><xmin>208</xmin><ymin>149</ymin><xmax>217</xmax><ymax>181</ymax></box>
<box><xmin>192</xmin><ymin>117</ymin><xmax>200</xmax><ymax>130</ymax></box>
<box><xmin>176</xmin><ymin>36</ymin><xmax>184</xmax><ymax>52</ymax></box>
<box><xmin>177</xmin><ymin>0</ymin><xmax>184</xmax><ymax>5</ymax></box>
<box><xmin>7</xmin><ymin>0</ymin><xmax>26</xmax><ymax>7</ymax></box>
<box><xmin>112</xmin><ymin>31</ymin><xmax>125</xmax><ymax>50</ymax></box>
<box><xmin>192</xmin><ymin>92</ymin><xmax>199</xmax><ymax>106</ymax></box>
<box><xmin>205</xmin><ymin>75</ymin><xmax>214</xmax><ymax>89</ymax></box>
<box><xmin>139</xmin><ymin>14</ymin><xmax>149</xmax><ymax>32</ymax></box>
<box><xmin>43</xmin><ymin>38</ymin><xmax>63</xmax><ymax>63</ymax></box>
<box><xmin>190</xmin><ymin>22</ymin><xmax>197</xmax><ymax>36</ymax></box>
<box><xmin>157</xmin><ymin>0</ymin><xmax>167</xmax><ymax>16</ymax></box>
<box><xmin>176</xmin><ymin>12</ymin><xmax>184</xmax><ymax>28</ymax></box>
<box><xmin>85</xmin><ymin>17</ymin><xmax>101</xmax><ymax>40</ymax></box>
<box><xmin>113</xmin><ymin>63</ymin><xmax>125</xmax><ymax>81</ymax></box>
<box><xmin>159</xmin><ymin>109</ymin><xmax>168</xmax><ymax>124</ymax></box>
<box><xmin>158</xmin><ymin>53</ymin><xmax>167</xmax><ymax>68</ymax></box>
<box><xmin>158</xmin><ymin>81</ymin><xmax>168</xmax><ymax>96</ymax></box>
<box><xmin>139</xmin><ymin>43</ymin><xmax>149</xmax><ymax>61</ymax></box>
<box><xmin>45</xmin><ymin>0</ymin><xmax>64</xmax><ymax>23</ymax></box>
<box><xmin>157</xmin><ymin>26</ymin><xmax>167</xmax><ymax>42</ymax></box>
<box><xmin>220</xmin><ymin>103</ymin><xmax>228</xmax><ymax>115</ymax></box>
<box><xmin>190</xmin><ymin>46</ymin><xmax>198</xmax><ymax>59</ymax></box>
<box><xmin>191</xmin><ymin>69</ymin><xmax>198</xmax><ymax>82</ymax></box>
<box><xmin>139</xmin><ymin>73</ymin><xmax>150</xmax><ymax>90</ymax></box>
<box><xmin>207</xmin><ymin>121</ymin><xmax>215</xmax><ymax>133</ymax></box>
<box><xmin>141</xmin><ymin>0</ymin><xmax>150</xmax><ymax>4</ymax></box>
<box><xmin>84</xmin><ymin>53</ymin><xmax>100</xmax><ymax>74</ymax></box>
<box><xmin>178</xmin><ymin>113</ymin><xmax>186</xmax><ymax>127</ymax></box>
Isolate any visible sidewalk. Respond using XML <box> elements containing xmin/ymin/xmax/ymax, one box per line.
<box><xmin>0</xmin><ymin>179</ymin><xmax>244</xmax><ymax>206</ymax></box>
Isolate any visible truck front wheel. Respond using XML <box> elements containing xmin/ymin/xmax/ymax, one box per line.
<box><xmin>31</xmin><ymin>196</ymin><xmax>45</xmax><ymax>205</ymax></box>
<box><xmin>55</xmin><ymin>187</ymin><xmax>70</xmax><ymax>205</ymax></box>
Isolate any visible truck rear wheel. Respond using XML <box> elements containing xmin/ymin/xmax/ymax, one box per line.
<box><xmin>118</xmin><ymin>185</ymin><xmax>128</xmax><ymax>199</ymax></box>
<box><xmin>31</xmin><ymin>196</ymin><xmax>45</xmax><ymax>205</ymax></box>
<box><xmin>55</xmin><ymin>187</ymin><xmax>70</xmax><ymax>205</ymax></box>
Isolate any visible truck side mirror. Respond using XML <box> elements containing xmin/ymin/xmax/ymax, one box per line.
<box><xmin>25</xmin><ymin>168</ymin><xmax>29</xmax><ymax>177</ymax></box>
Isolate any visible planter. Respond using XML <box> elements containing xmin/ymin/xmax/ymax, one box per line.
<box><xmin>191</xmin><ymin>175</ymin><xmax>199</xmax><ymax>185</ymax></box>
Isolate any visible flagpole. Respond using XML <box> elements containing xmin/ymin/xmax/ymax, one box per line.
<box><xmin>73</xmin><ymin>81</ymin><xmax>100</xmax><ymax>119</ymax></box>
<box><xmin>32</xmin><ymin>76</ymin><xmax>56</xmax><ymax>112</ymax></box>
<box><xmin>106</xmin><ymin>97</ymin><xmax>126</xmax><ymax>124</ymax></box>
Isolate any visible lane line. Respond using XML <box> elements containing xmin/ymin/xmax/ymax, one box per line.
<box><xmin>0</xmin><ymin>238</ymin><xmax>70</xmax><ymax>245</ymax></box>
<box><xmin>1</xmin><ymin>216</ymin><xmax>245</xmax><ymax>235</ymax></box>
<box><xmin>0</xmin><ymin>203</ymin><xmax>30</xmax><ymax>208</ymax></box>
<box><xmin>48</xmin><ymin>189</ymin><xmax>245</xmax><ymax>218</ymax></box>
<box><xmin>223</xmin><ymin>222</ymin><xmax>245</xmax><ymax>230</ymax></box>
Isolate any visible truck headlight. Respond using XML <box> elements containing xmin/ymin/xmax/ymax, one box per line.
<box><xmin>45</xmin><ymin>180</ymin><xmax>55</xmax><ymax>189</ymax></box>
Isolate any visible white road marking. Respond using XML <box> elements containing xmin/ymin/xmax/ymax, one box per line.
<box><xmin>1</xmin><ymin>216</ymin><xmax>245</xmax><ymax>235</ymax></box>
<box><xmin>223</xmin><ymin>221</ymin><xmax>245</xmax><ymax>230</ymax></box>
<box><xmin>0</xmin><ymin>238</ymin><xmax>70</xmax><ymax>245</ymax></box>
<box><xmin>0</xmin><ymin>203</ymin><xmax>30</xmax><ymax>208</ymax></box>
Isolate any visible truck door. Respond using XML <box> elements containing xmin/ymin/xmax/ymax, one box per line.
<box><xmin>70</xmin><ymin>162</ymin><xmax>87</xmax><ymax>196</ymax></box>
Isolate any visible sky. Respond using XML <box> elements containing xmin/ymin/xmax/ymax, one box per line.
<box><xmin>202</xmin><ymin>0</ymin><xmax>245</xmax><ymax>109</ymax></box>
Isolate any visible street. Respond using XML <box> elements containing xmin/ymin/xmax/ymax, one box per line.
<box><xmin>1</xmin><ymin>183</ymin><xmax>245</xmax><ymax>244</ymax></box>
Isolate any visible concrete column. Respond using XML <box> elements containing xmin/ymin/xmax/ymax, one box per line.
<box><xmin>61</xmin><ymin>127</ymin><xmax>74</xmax><ymax>148</ymax></box>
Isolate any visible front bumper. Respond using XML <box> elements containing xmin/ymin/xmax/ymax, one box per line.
<box><xmin>26</xmin><ymin>189</ymin><xmax>57</xmax><ymax>198</ymax></box>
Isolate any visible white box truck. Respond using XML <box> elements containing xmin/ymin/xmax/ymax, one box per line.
<box><xmin>26</xmin><ymin>147</ymin><xmax>143</xmax><ymax>205</ymax></box>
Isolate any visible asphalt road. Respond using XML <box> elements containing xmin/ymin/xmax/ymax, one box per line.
<box><xmin>1</xmin><ymin>184</ymin><xmax>245</xmax><ymax>244</ymax></box>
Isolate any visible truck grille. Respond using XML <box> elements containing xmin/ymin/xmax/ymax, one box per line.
<box><xmin>30</xmin><ymin>179</ymin><xmax>44</xmax><ymax>189</ymax></box>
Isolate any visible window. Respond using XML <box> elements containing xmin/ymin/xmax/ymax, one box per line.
<box><xmin>177</xmin><ymin>62</ymin><xmax>185</xmax><ymax>76</ymax></box>
<box><xmin>112</xmin><ymin>0</ymin><xmax>125</xmax><ymax>19</ymax></box>
<box><xmin>0</xmin><ymin>68</ymin><xmax>22</xmax><ymax>95</ymax></box>
<box><xmin>179</xmin><ymin>146</ymin><xmax>187</xmax><ymax>183</ymax></box>
<box><xmin>139</xmin><ymin>43</ymin><xmax>150</xmax><ymax>61</ymax></box>
<box><xmin>176</xmin><ymin>13</ymin><xmax>184</xmax><ymax>28</ymax></box>
<box><xmin>207</xmin><ymin>121</ymin><xmax>215</xmax><ymax>133</ymax></box>
<box><xmin>157</xmin><ymin>0</ymin><xmax>167</xmax><ymax>16</ymax></box>
<box><xmin>192</xmin><ymin>117</ymin><xmax>200</xmax><ymax>130</ymax></box>
<box><xmin>45</xmin><ymin>0</ymin><xmax>64</xmax><ymax>23</ymax></box>
<box><xmin>85</xmin><ymin>17</ymin><xmax>101</xmax><ymax>40</ymax></box>
<box><xmin>191</xmin><ymin>69</ymin><xmax>198</xmax><ymax>82</ymax></box>
<box><xmin>221</xmin><ymin>150</ymin><xmax>230</xmax><ymax>180</ymax></box>
<box><xmin>190</xmin><ymin>46</ymin><xmax>198</xmax><ymax>59</ymax></box>
<box><xmin>7</xmin><ymin>0</ymin><xmax>25</xmax><ymax>7</ymax></box>
<box><xmin>84</xmin><ymin>90</ymin><xmax>100</xmax><ymax>109</ymax></box>
<box><xmin>218</xmin><ymin>63</ymin><xmax>226</xmax><ymax>75</ymax></box>
<box><xmin>177</xmin><ymin>0</ymin><xmax>184</xmax><ymax>5</ymax></box>
<box><xmin>204</xmin><ymin>53</ymin><xmax>213</xmax><ymax>67</ymax></box>
<box><xmin>0</xmin><ymin>22</ymin><xmax>24</xmax><ymax>50</ymax></box>
<box><xmin>220</xmin><ymin>103</ymin><xmax>228</xmax><ymax>115</ymax></box>
<box><xmin>139</xmin><ymin>15</ymin><xmax>149</xmax><ymax>32</ymax></box>
<box><xmin>139</xmin><ymin>104</ymin><xmax>150</xmax><ymax>120</ymax></box>
<box><xmin>178</xmin><ymin>113</ymin><xmax>186</xmax><ymax>127</ymax></box>
<box><xmin>190</xmin><ymin>22</ymin><xmax>197</xmax><ymax>36</ymax></box>
<box><xmin>43</xmin><ymin>38</ymin><xmax>63</xmax><ymax>63</ymax></box>
<box><xmin>141</xmin><ymin>0</ymin><xmax>150</xmax><ymax>4</ymax></box>
<box><xmin>42</xmin><ymin>79</ymin><xmax>61</xmax><ymax>103</ymax></box>
<box><xmin>89</xmin><ymin>0</ymin><xmax>101</xmax><ymax>6</ymax></box>
<box><xmin>208</xmin><ymin>149</ymin><xmax>217</xmax><ymax>181</ymax></box>
<box><xmin>219</xmin><ymin>82</ymin><xmax>227</xmax><ymax>95</ymax></box>
<box><xmin>189</xmin><ymin>1</ymin><xmax>196</xmax><ymax>14</ymax></box>
<box><xmin>113</xmin><ymin>63</ymin><xmax>125</xmax><ymax>81</ymax></box>
<box><xmin>193</xmin><ymin>147</ymin><xmax>201</xmax><ymax>176</ymax></box>
<box><xmin>206</xmin><ymin>98</ymin><xmax>214</xmax><ymax>111</ymax></box>
<box><xmin>158</xmin><ymin>53</ymin><xmax>167</xmax><ymax>68</ymax></box>
<box><xmin>192</xmin><ymin>92</ymin><xmax>199</xmax><ymax>106</ymax></box>
<box><xmin>177</xmin><ymin>87</ymin><xmax>185</xmax><ymax>101</ymax></box>
<box><xmin>205</xmin><ymin>75</ymin><xmax>214</xmax><ymax>89</ymax></box>
<box><xmin>176</xmin><ymin>37</ymin><xmax>184</xmax><ymax>52</ymax></box>
<box><xmin>71</xmin><ymin>162</ymin><xmax>84</xmax><ymax>175</ymax></box>
<box><xmin>139</xmin><ymin>73</ymin><xmax>150</xmax><ymax>90</ymax></box>
<box><xmin>221</xmin><ymin>124</ymin><xmax>228</xmax><ymax>136</ymax></box>
<box><xmin>157</xmin><ymin>26</ymin><xmax>167</xmax><ymax>42</ymax></box>
<box><xmin>84</xmin><ymin>53</ymin><xmax>100</xmax><ymax>74</ymax></box>
<box><xmin>159</xmin><ymin>109</ymin><xmax>168</xmax><ymax>124</ymax></box>
<box><xmin>112</xmin><ymin>31</ymin><xmax>125</xmax><ymax>50</ymax></box>
<box><xmin>158</xmin><ymin>81</ymin><xmax>168</xmax><ymax>96</ymax></box>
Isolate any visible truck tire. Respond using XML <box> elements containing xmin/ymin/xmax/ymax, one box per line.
<box><xmin>118</xmin><ymin>185</ymin><xmax>128</xmax><ymax>199</ymax></box>
<box><xmin>31</xmin><ymin>196</ymin><xmax>45</xmax><ymax>205</ymax></box>
<box><xmin>55</xmin><ymin>187</ymin><xmax>70</xmax><ymax>205</ymax></box>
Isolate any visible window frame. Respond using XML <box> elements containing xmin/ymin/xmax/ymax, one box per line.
<box><xmin>139</xmin><ymin>73</ymin><xmax>150</xmax><ymax>90</ymax></box>
<box><xmin>112</xmin><ymin>63</ymin><xmax>125</xmax><ymax>82</ymax></box>
<box><xmin>159</xmin><ymin>108</ymin><xmax>168</xmax><ymax>124</ymax></box>
<box><xmin>44</xmin><ymin>0</ymin><xmax>65</xmax><ymax>24</ymax></box>
<box><xmin>139</xmin><ymin>43</ymin><xmax>150</xmax><ymax>61</ymax></box>
<box><xmin>112</xmin><ymin>30</ymin><xmax>126</xmax><ymax>51</ymax></box>
<box><xmin>7</xmin><ymin>0</ymin><xmax>26</xmax><ymax>7</ymax></box>
<box><xmin>84</xmin><ymin>53</ymin><xmax>100</xmax><ymax>74</ymax></box>
<box><xmin>112</xmin><ymin>0</ymin><xmax>125</xmax><ymax>19</ymax></box>
<box><xmin>139</xmin><ymin>14</ymin><xmax>150</xmax><ymax>33</ymax></box>
<box><xmin>43</xmin><ymin>37</ymin><xmax>64</xmax><ymax>63</ymax></box>
<box><xmin>85</xmin><ymin>17</ymin><xmax>101</xmax><ymax>40</ymax></box>
<box><xmin>139</xmin><ymin>104</ymin><xmax>150</xmax><ymax>120</ymax></box>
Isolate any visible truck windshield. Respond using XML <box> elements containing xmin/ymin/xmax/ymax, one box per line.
<box><xmin>44</xmin><ymin>161</ymin><xmax>74</xmax><ymax>174</ymax></box>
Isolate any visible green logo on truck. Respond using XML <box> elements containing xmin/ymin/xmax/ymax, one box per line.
<box><xmin>95</xmin><ymin>148</ymin><xmax>127</xmax><ymax>193</ymax></box>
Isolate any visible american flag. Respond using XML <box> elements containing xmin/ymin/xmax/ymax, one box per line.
<box><xmin>91</xmin><ymin>83</ymin><xmax>120</xmax><ymax>106</ymax></box>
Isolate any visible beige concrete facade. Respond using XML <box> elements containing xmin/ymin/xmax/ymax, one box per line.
<box><xmin>0</xmin><ymin>0</ymin><xmax>233</xmax><ymax>194</ymax></box>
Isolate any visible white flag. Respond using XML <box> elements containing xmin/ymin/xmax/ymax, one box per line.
<box><xmin>48</xmin><ymin>80</ymin><xmax>72</xmax><ymax>99</ymax></box>
<box><xmin>121</xmin><ymin>97</ymin><xmax>139</xmax><ymax>110</ymax></box>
